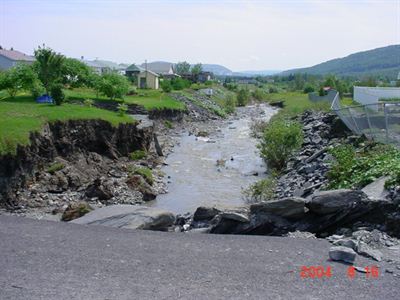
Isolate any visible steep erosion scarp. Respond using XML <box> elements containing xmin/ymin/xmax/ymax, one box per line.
<box><xmin>0</xmin><ymin>119</ymin><xmax>153</xmax><ymax>208</ymax></box>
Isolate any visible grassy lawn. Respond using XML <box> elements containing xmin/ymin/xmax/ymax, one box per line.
<box><xmin>64</xmin><ymin>88</ymin><xmax>185</xmax><ymax>110</ymax></box>
<box><xmin>264</xmin><ymin>92</ymin><xmax>331</xmax><ymax>116</ymax></box>
<box><xmin>0</xmin><ymin>94</ymin><xmax>135</xmax><ymax>155</ymax></box>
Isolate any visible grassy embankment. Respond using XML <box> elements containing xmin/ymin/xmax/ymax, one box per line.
<box><xmin>64</xmin><ymin>88</ymin><xmax>185</xmax><ymax>110</ymax></box>
<box><xmin>0</xmin><ymin>87</ymin><xmax>185</xmax><ymax>155</ymax></box>
<box><xmin>0</xmin><ymin>93</ymin><xmax>136</xmax><ymax>155</ymax></box>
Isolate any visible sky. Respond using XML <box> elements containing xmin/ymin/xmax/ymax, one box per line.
<box><xmin>1</xmin><ymin>0</ymin><xmax>399</xmax><ymax>71</ymax></box>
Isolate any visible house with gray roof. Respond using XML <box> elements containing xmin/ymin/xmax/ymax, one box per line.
<box><xmin>0</xmin><ymin>48</ymin><xmax>35</xmax><ymax>70</ymax></box>
<box><xmin>140</xmin><ymin>61</ymin><xmax>175</xmax><ymax>76</ymax></box>
<box><xmin>82</xmin><ymin>59</ymin><xmax>126</xmax><ymax>75</ymax></box>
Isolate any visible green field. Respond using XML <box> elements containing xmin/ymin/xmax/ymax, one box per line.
<box><xmin>64</xmin><ymin>88</ymin><xmax>186</xmax><ymax>110</ymax></box>
<box><xmin>264</xmin><ymin>92</ymin><xmax>331</xmax><ymax>116</ymax></box>
<box><xmin>0</xmin><ymin>94</ymin><xmax>135</xmax><ymax>155</ymax></box>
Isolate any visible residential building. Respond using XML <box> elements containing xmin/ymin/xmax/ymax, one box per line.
<box><xmin>125</xmin><ymin>64</ymin><xmax>143</xmax><ymax>77</ymax></box>
<box><xmin>141</xmin><ymin>61</ymin><xmax>175</xmax><ymax>76</ymax></box>
<box><xmin>0</xmin><ymin>48</ymin><xmax>35</xmax><ymax>70</ymax></box>
<box><xmin>137</xmin><ymin>70</ymin><xmax>159</xmax><ymax>89</ymax></box>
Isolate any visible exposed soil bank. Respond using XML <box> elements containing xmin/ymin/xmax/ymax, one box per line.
<box><xmin>0</xmin><ymin>119</ymin><xmax>153</xmax><ymax>209</ymax></box>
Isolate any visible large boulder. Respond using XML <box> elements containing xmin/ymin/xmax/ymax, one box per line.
<box><xmin>250</xmin><ymin>197</ymin><xmax>307</xmax><ymax>219</ymax></box>
<box><xmin>329</xmin><ymin>246</ymin><xmax>357</xmax><ymax>264</ymax></box>
<box><xmin>85</xmin><ymin>178</ymin><xmax>113</xmax><ymax>201</ymax></box>
<box><xmin>193</xmin><ymin>206</ymin><xmax>221</xmax><ymax>221</ymax></box>
<box><xmin>309</xmin><ymin>189</ymin><xmax>368</xmax><ymax>215</ymax></box>
<box><xmin>71</xmin><ymin>205</ymin><xmax>175</xmax><ymax>231</ymax></box>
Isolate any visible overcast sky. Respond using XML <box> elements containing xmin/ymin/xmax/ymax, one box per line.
<box><xmin>1</xmin><ymin>0</ymin><xmax>399</xmax><ymax>71</ymax></box>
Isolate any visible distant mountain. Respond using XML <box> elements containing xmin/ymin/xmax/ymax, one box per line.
<box><xmin>281</xmin><ymin>45</ymin><xmax>400</xmax><ymax>78</ymax></box>
<box><xmin>201</xmin><ymin>64</ymin><xmax>233</xmax><ymax>76</ymax></box>
<box><xmin>234</xmin><ymin>70</ymin><xmax>281</xmax><ymax>76</ymax></box>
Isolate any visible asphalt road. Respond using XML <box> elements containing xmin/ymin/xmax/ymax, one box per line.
<box><xmin>0</xmin><ymin>215</ymin><xmax>398</xmax><ymax>300</ymax></box>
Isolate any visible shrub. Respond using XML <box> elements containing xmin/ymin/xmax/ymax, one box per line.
<box><xmin>98</xmin><ymin>72</ymin><xmax>130</xmax><ymax>100</ymax></box>
<box><xmin>161</xmin><ymin>80</ymin><xmax>172</xmax><ymax>92</ymax></box>
<box><xmin>129</xmin><ymin>150</ymin><xmax>147</xmax><ymax>161</ymax></box>
<box><xmin>164</xmin><ymin>120</ymin><xmax>173</xmax><ymax>129</ymax></box>
<box><xmin>83</xmin><ymin>99</ymin><xmax>94</xmax><ymax>107</ymax></box>
<box><xmin>47</xmin><ymin>162</ymin><xmax>65</xmax><ymax>174</ymax></box>
<box><xmin>129</xmin><ymin>166</ymin><xmax>153</xmax><ymax>185</ymax></box>
<box><xmin>117</xmin><ymin>103</ymin><xmax>128</xmax><ymax>116</ymax></box>
<box><xmin>303</xmin><ymin>85</ymin><xmax>315</xmax><ymax>94</ymax></box>
<box><xmin>223</xmin><ymin>94</ymin><xmax>236</xmax><ymax>114</ymax></box>
<box><xmin>259</xmin><ymin>118</ymin><xmax>303</xmax><ymax>171</ymax></box>
<box><xmin>50</xmin><ymin>84</ymin><xmax>65</xmax><ymax>106</ymax></box>
<box><xmin>268</xmin><ymin>87</ymin><xmax>278</xmax><ymax>93</ymax></box>
<box><xmin>327</xmin><ymin>143</ymin><xmax>400</xmax><ymax>189</ymax></box>
<box><xmin>236</xmin><ymin>88</ymin><xmax>250</xmax><ymax>106</ymax></box>
<box><xmin>243</xmin><ymin>177</ymin><xmax>277</xmax><ymax>204</ymax></box>
<box><xmin>205</xmin><ymin>80</ymin><xmax>213</xmax><ymax>86</ymax></box>
<box><xmin>171</xmin><ymin>77</ymin><xmax>191</xmax><ymax>90</ymax></box>
<box><xmin>252</xmin><ymin>88</ymin><xmax>266</xmax><ymax>101</ymax></box>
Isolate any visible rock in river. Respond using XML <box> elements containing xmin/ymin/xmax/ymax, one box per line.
<box><xmin>71</xmin><ymin>205</ymin><xmax>175</xmax><ymax>231</ymax></box>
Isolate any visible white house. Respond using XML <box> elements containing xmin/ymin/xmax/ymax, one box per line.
<box><xmin>0</xmin><ymin>48</ymin><xmax>35</xmax><ymax>70</ymax></box>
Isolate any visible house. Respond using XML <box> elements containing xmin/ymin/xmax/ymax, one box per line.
<box><xmin>137</xmin><ymin>70</ymin><xmax>159</xmax><ymax>89</ymax></box>
<box><xmin>125</xmin><ymin>64</ymin><xmax>143</xmax><ymax>78</ymax></box>
<box><xmin>197</xmin><ymin>72</ymin><xmax>213</xmax><ymax>83</ymax></box>
<box><xmin>82</xmin><ymin>59</ymin><xmax>126</xmax><ymax>75</ymax></box>
<box><xmin>0</xmin><ymin>48</ymin><xmax>35</xmax><ymax>70</ymax></box>
<box><xmin>141</xmin><ymin>62</ymin><xmax>175</xmax><ymax>76</ymax></box>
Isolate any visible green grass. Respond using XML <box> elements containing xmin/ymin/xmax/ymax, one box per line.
<box><xmin>64</xmin><ymin>88</ymin><xmax>185</xmax><ymax>110</ymax></box>
<box><xmin>264</xmin><ymin>92</ymin><xmax>331</xmax><ymax>117</ymax></box>
<box><xmin>129</xmin><ymin>166</ymin><xmax>154</xmax><ymax>185</ymax></box>
<box><xmin>0</xmin><ymin>94</ymin><xmax>135</xmax><ymax>155</ymax></box>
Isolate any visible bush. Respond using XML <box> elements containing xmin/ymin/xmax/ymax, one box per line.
<box><xmin>268</xmin><ymin>87</ymin><xmax>278</xmax><ymax>93</ymax></box>
<box><xmin>117</xmin><ymin>103</ymin><xmax>128</xmax><ymax>116</ymax></box>
<box><xmin>98</xmin><ymin>72</ymin><xmax>130</xmax><ymax>100</ymax></box>
<box><xmin>223</xmin><ymin>94</ymin><xmax>236</xmax><ymax>114</ymax></box>
<box><xmin>252</xmin><ymin>88</ymin><xmax>266</xmax><ymax>101</ymax></box>
<box><xmin>205</xmin><ymin>80</ymin><xmax>213</xmax><ymax>86</ymax></box>
<box><xmin>164</xmin><ymin>120</ymin><xmax>173</xmax><ymax>129</ymax></box>
<box><xmin>243</xmin><ymin>177</ymin><xmax>277</xmax><ymax>204</ymax></box>
<box><xmin>129</xmin><ymin>150</ymin><xmax>147</xmax><ymax>161</ymax></box>
<box><xmin>47</xmin><ymin>162</ymin><xmax>65</xmax><ymax>174</ymax></box>
<box><xmin>129</xmin><ymin>166</ymin><xmax>153</xmax><ymax>185</ymax></box>
<box><xmin>161</xmin><ymin>80</ymin><xmax>172</xmax><ymax>92</ymax></box>
<box><xmin>50</xmin><ymin>84</ymin><xmax>65</xmax><ymax>105</ymax></box>
<box><xmin>327</xmin><ymin>144</ymin><xmax>400</xmax><ymax>189</ymax></box>
<box><xmin>303</xmin><ymin>85</ymin><xmax>315</xmax><ymax>94</ymax></box>
<box><xmin>259</xmin><ymin>118</ymin><xmax>303</xmax><ymax>171</ymax></box>
<box><xmin>171</xmin><ymin>77</ymin><xmax>191</xmax><ymax>90</ymax></box>
<box><xmin>236</xmin><ymin>88</ymin><xmax>250</xmax><ymax>106</ymax></box>
<box><xmin>83</xmin><ymin>99</ymin><xmax>94</xmax><ymax>107</ymax></box>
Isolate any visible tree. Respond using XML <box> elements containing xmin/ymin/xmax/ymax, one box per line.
<box><xmin>303</xmin><ymin>85</ymin><xmax>315</xmax><ymax>94</ymax></box>
<box><xmin>97</xmin><ymin>72</ymin><xmax>130</xmax><ymax>100</ymax></box>
<box><xmin>191</xmin><ymin>63</ymin><xmax>203</xmax><ymax>75</ymax></box>
<box><xmin>236</xmin><ymin>88</ymin><xmax>250</xmax><ymax>106</ymax></box>
<box><xmin>33</xmin><ymin>46</ymin><xmax>65</xmax><ymax>94</ymax></box>
<box><xmin>0</xmin><ymin>63</ymin><xmax>39</xmax><ymax>98</ymax></box>
<box><xmin>61</xmin><ymin>58</ymin><xmax>91</xmax><ymax>88</ymax></box>
<box><xmin>175</xmin><ymin>61</ymin><xmax>191</xmax><ymax>75</ymax></box>
<box><xmin>161</xmin><ymin>79</ymin><xmax>172</xmax><ymax>92</ymax></box>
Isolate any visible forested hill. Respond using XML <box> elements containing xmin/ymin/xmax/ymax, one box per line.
<box><xmin>281</xmin><ymin>45</ymin><xmax>400</xmax><ymax>78</ymax></box>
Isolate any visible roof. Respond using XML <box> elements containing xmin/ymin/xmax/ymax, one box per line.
<box><xmin>139</xmin><ymin>70</ymin><xmax>159</xmax><ymax>77</ymax></box>
<box><xmin>140</xmin><ymin>62</ymin><xmax>174</xmax><ymax>74</ymax></box>
<box><xmin>0</xmin><ymin>49</ymin><xmax>35</xmax><ymax>62</ymax></box>
<box><xmin>82</xmin><ymin>59</ymin><xmax>125</xmax><ymax>70</ymax></box>
<box><xmin>126</xmin><ymin>64</ymin><xmax>142</xmax><ymax>72</ymax></box>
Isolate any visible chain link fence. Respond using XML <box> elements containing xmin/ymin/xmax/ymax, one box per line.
<box><xmin>331</xmin><ymin>93</ymin><xmax>400</xmax><ymax>148</ymax></box>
